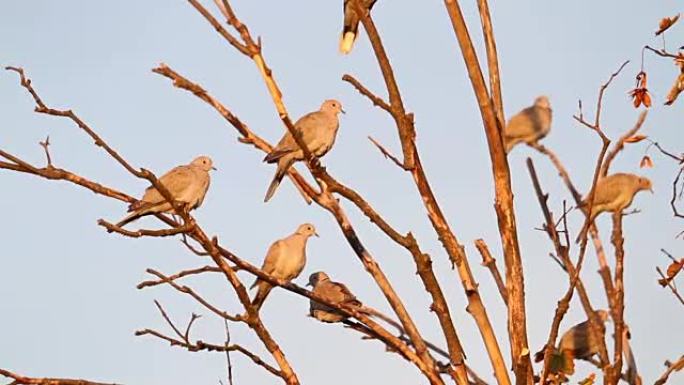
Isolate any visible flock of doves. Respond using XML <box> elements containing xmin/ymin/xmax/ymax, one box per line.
<box><xmin>109</xmin><ymin>0</ymin><xmax>653</xmax><ymax>357</ymax></box>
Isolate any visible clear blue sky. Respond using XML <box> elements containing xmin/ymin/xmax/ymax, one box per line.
<box><xmin>1</xmin><ymin>1</ymin><xmax>682</xmax><ymax>384</ymax></box>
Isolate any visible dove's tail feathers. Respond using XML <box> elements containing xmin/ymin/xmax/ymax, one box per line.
<box><xmin>575</xmin><ymin>221</ymin><xmax>591</xmax><ymax>244</ymax></box>
<box><xmin>504</xmin><ymin>137</ymin><xmax>519</xmax><ymax>154</ymax></box>
<box><xmin>114</xmin><ymin>211</ymin><xmax>145</xmax><ymax>230</ymax></box>
<box><xmin>339</xmin><ymin>31</ymin><xmax>357</xmax><ymax>54</ymax></box>
<box><xmin>264</xmin><ymin>149</ymin><xmax>290</xmax><ymax>164</ymax></box>
<box><xmin>264</xmin><ymin>160</ymin><xmax>292</xmax><ymax>202</ymax></box>
<box><xmin>360</xmin><ymin>306</ymin><xmax>403</xmax><ymax>333</ymax></box>
<box><xmin>251</xmin><ymin>283</ymin><xmax>272</xmax><ymax>312</ymax></box>
<box><xmin>264</xmin><ymin>173</ymin><xmax>284</xmax><ymax>202</ymax></box>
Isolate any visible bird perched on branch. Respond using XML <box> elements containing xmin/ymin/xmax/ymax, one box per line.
<box><xmin>308</xmin><ymin>271</ymin><xmax>362</xmax><ymax>322</ymax></box>
<box><xmin>307</xmin><ymin>271</ymin><xmax>401</xmax><ymax>331</ymax></box>
<box><xmin>503</xmin><ymin>96</ymin><xmax>552</xmax><ymax>153</ymax></box>
<box><xmin>534</xmin><ymin>310</ymin><xmax>610</xmax><ymax>376</ymax></box>
<box><xmin>115</xmin><ymin>156</ymin><xmax>215</xmax><ymax>229</ymax></box>
<box><xmin>575</xmin><ymin>173</ymin><xmax>653</xmax><ymax>243</ymax></box>
<box><xmin>340</xmin><ymin>0</ymin><xmax>378</xmax><ymax>54</ymax></box>
<box><xmin>250</xmin><ymin>223</ymin><xmax>318</xmax><ymax>311</ymax></box>
<box><xmin>263</xmin><ymin>99</ymin><xmax>344</xmax><ymax>202</ymax></box>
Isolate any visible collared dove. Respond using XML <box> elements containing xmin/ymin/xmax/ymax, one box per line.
<box><xmin>575</xmin><ymin>173</ymin><xmax>653</xmax><ymax>243</ymax></box>
<box><xmin>250</xmin><ymin>223</ymin><xmax>319</xmax><ymax>311</ymax></box>
<box><xmin>263</xmin><ymin>100</ymin><xmax>344</xmax><ymax>202</ymax></box>
<box><xmin>307</xmin><ymin>271</ymin><xmax>362</xmax><ymax>322</ymax></box>
<box><xmin>503</xmin><ymin>96</ymin><xmax>552</xmax><ymax>153</ymax></box>
<box><xmin>339</xmin><ymin>0</ymin><xmax>378</xmax><ymax>54</ymax></box>
<box><xmin>534</xmin><ymin>310</ymin><xmax>610</xmax><ymax>375</ymax></box>
<box><xmin>115</xmin><ymin>156</ymin><xmax>215</xmax><ymax>228</ymax></box>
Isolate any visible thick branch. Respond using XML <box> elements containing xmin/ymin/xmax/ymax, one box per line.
<box><xmin>442</xmin><ymin>1</ymin><xmax>530</xmax><ymax>382</ymax></box>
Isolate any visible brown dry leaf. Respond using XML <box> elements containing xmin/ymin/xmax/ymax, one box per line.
<box><xmin>578</xmin><ymin>373</ymin><xmax>596</xmax><ymax>385</ymax></box>
<box><xmin>625</xmin><ymin>134</ymin><xmax>648</xmax><ymax>143</ymax></box>
<box><xmin>656</xmin><ymin>14</ymin><xmax>680</xmax><ymax>36</ymax></box>
<box><xmin>659</xmin><ymin>258</ymin><xmax>684</xmax><ymax>286</ymax></box>
<box><xmin>640</xmin><ymin>155</ymin><xmax>654</xmax><ymax>168</ymax></box>
<box><xmin>666</xmin><ymin>259</ymin><xmax>684</xmax><ymax>278</ymax></box>
<box><xmin>630</xmin><ymin>72</ymin><xmax>652</xmax><ymax>108</ymax></box>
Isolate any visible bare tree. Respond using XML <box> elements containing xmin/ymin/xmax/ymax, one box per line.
<box><xmin>1</xmin><ymin>2</ymin><xmax>682</xmax><ymax>385</ymax></box>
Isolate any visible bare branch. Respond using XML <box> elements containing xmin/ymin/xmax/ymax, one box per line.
<box><xmin>474</xmin><ymin>239</ymin><xmax>507</xmax><ymax>305</ymax></box>
<box><xmin>0</xmin><ymin>369</ymin><xmax>118</xmax><ymax>385</ymax></box>
<box><xmin>368</xmin><ymin>136</ymin><xmax>407</xmax><ymax>170</ymax></box>
<box><xmin>655</xmin><ymin>355</ymin><xmax>684</xmax><ymax>385</ymax></box>
<box><xmin>342</xmin><ymin>74</ymin><xmax>392</xmax><ymax>113</ymax></box>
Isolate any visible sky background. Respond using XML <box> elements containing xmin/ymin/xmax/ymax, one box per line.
<box><xmin>1</xmin><ymin>1</ymin><xmax>682</xmax><ymax>384</ymax></box>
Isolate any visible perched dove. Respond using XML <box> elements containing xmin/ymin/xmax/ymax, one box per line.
<box><xmin>250</xmin><ymin>223</ymin><xmax>319</xmax><ymax>311</ymax></box>
<box><xmin>503</xmin><ymin>96</ymin><xmax>552</xmax><ymax>153</ymax></box>
<box><xmin>534</xmin><ymin>310</ymin><xmax>610</xmax><ymax>375</ymax></box>
<box><xmin>339</xmin><ymin>0</ymin><xmax>378</xmax><ymax>54</ymax></box>
<box><xmin>263</xmin><ymin>100</ymin><xmax>345</xmax><ymax>202</ymax></box>
<box><xmin>115</xmin><ymin>156</ymin><xmax>215</xmax><ymax>228</ymax></box>
<box><xmin>307</xmin><ymin>271</ymin><xmax>362</xmax><ymax>322</ymax></box>
<box><xmin>575</xmin><ymin>173</ymin><xmax>653</xmax><ymax>243</ymax></box>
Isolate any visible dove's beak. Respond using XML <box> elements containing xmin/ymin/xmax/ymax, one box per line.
<box><xmin>649</xmin><ymin>187</ymin><xmax>654</xmax><ymax>193</ymax></box>
<box><xmin>306</xmin><ymin>282</ymin><xmax>313</xmax><ymax>287</ymax></box>
<box><xmin>314</xmin><ymin>231</ymin><xmax>320</xmax><ymax>238</ymax></box>
<box><xmin>341</xmin><ymin>108</ymin><xmax>346</xmax><ymax>114</ymax></box>
<box><xmin>211</xmin><ymin>166</ymin><xmax>218</xmax><ymax>171</ymax></box>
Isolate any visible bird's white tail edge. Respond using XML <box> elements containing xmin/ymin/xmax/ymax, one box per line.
<box><xmin>339</xmin><ymin>32</ymin><xmax>356</xmax><ymax>54</ymax></box>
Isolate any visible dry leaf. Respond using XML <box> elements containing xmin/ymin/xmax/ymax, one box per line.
<box><xmin>640</xmin><ymin>155</ymin><xmax>654</xmax><ymax>168</ymax></box>
<box><xmin>665</xmin><ymin>72</ymin><xmax>684</xmax><ymax>106</ymax></box>
<box><xmin>629</xmin><ymin>72</ymin><xmax>652</xmax><ymax>108</ymax></box>
<box><xmin>578</xmin><ymin>373</ymin><xmax>596</xmax><ymax>385</ymax></box>
<box><xmin>659</xmin><ymin>258</ymin><xmax>684</xmax><ymax>286</ymax></box>
<box><xmin>625</xmin><ymin>134</ymin><xmax>648</xmax><ymax>143</ymax></box>
<box><xmin>666</xmin><ymin>259</ymin><xmax>684</xmax><ymax>278</ymax></box>
<box><xmin>656</xmin><ymin>14</ymin><xmax>680</xmax><ymax>36</ymax></box>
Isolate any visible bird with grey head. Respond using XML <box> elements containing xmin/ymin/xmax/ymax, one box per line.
<box><xmin>575</xmin><ymin>173</ymin><xmax>653</xmax><ymax>243</ymax></box>
<box><xmin>114</xmin><ymin>155</ymin><xmax>216</xmax><ymax>229</ymax></box>
<box><xmin>307</xmin><ymin>271</ymin><xmax>362</xmax><ymax>323</ymax></box>
<box><xmin>503</xmin><ymin>96</ymin><xmax>552</xmax><ymax>153</ymax></box>
<box><xmin>250</xmin><ymin>223</ymin><xmax>319</xmax><ymax>311</ymax></box>
<box><xmin>263</xmin><ymin>100</ymin><xmax>345</xmax><ymax>202</ymax></box>
<box><xmin>534</xmin><ymin>310</ymin><xmax>610</xmax><ymax>375</ymax></box>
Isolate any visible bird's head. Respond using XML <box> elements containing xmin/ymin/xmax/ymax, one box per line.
<box><xmin>638</xmin><ymin>176</ymin><xmax>653</xmax><ymax>193</ymax></box>
<box><xmin>296</xmin><ymin>223</ymin><xmax>319</xmax><ymax>238</ymax></box>
<box><xmin>321</xmin><ymin>99</ymin><xmax>345</xmax><ymax>115</ymax></box>
<box><xmin>534</xmin><ymin>95</ymin><xmax>551</xmax><ymax>109</ymax></box>
<box><xmin>307</xmin><ymin>271</ymin><xmax>330</xmax><ymax>287</ymax></box>
<box><xmin>191</xmin><ymin>155</ymin><xmax>217</xmax><ymax>171</ymax></box>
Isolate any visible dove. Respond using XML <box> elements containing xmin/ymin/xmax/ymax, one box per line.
<box><xmin>263</xmin><ymin>100</ymin><xmax>344</xmax><ymax>202</ymax></box>
<box><xmin>575</xmin><ymin>173</ymin><xmax>653</xmax><ymax>243</ymax></box>
<box><xmin>115</xmin><ymin>156</ymin><xmax>215</xmax><ymax>228</ymax></box>
<box><xmin>503</xmin><ymin>96</ymin><xmax>552</xmax><ymax>153</ymax></box>
<box><xmin>307</xmin><ymin>271</ymin><xmax>362</xmax><ymax>322</ymax></box>
<box><xmin>534</xmin><ymin>310</ymin><xmax>610</xmax><ymax>375</ymax></box>
<box><xmin>250</xmin><ymin>223</ymin><xmax>318</xmax><ymax>311</ymax></box>
<box><xmin>340</xmin><ymin>0</ymin><xmax>378</xmax><ymax>54</ymax></box>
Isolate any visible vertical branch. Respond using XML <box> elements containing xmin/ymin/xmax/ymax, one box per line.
<box><xmin>476</xmin><ymin>0</ymin><xmax>505</xmax><ymax>126</ymax></box>
<box><xmin>442</xmin><ymin>1</ymin><xmax>532</xmax><ymax>382</ymax></box>
<box><xmin>353</xmin><ymin>4</ymin><xmax>511</xmax><ymax>384</ymax></box>
<box><xmin>608</xmin><ymin>212</ymin><xmax>625</xmax><ymax>385</ymax></box>
<box><xmin>527</xmin><ymin>158</ymin><xmax>606</xmax><ymax>383</ymax></box>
